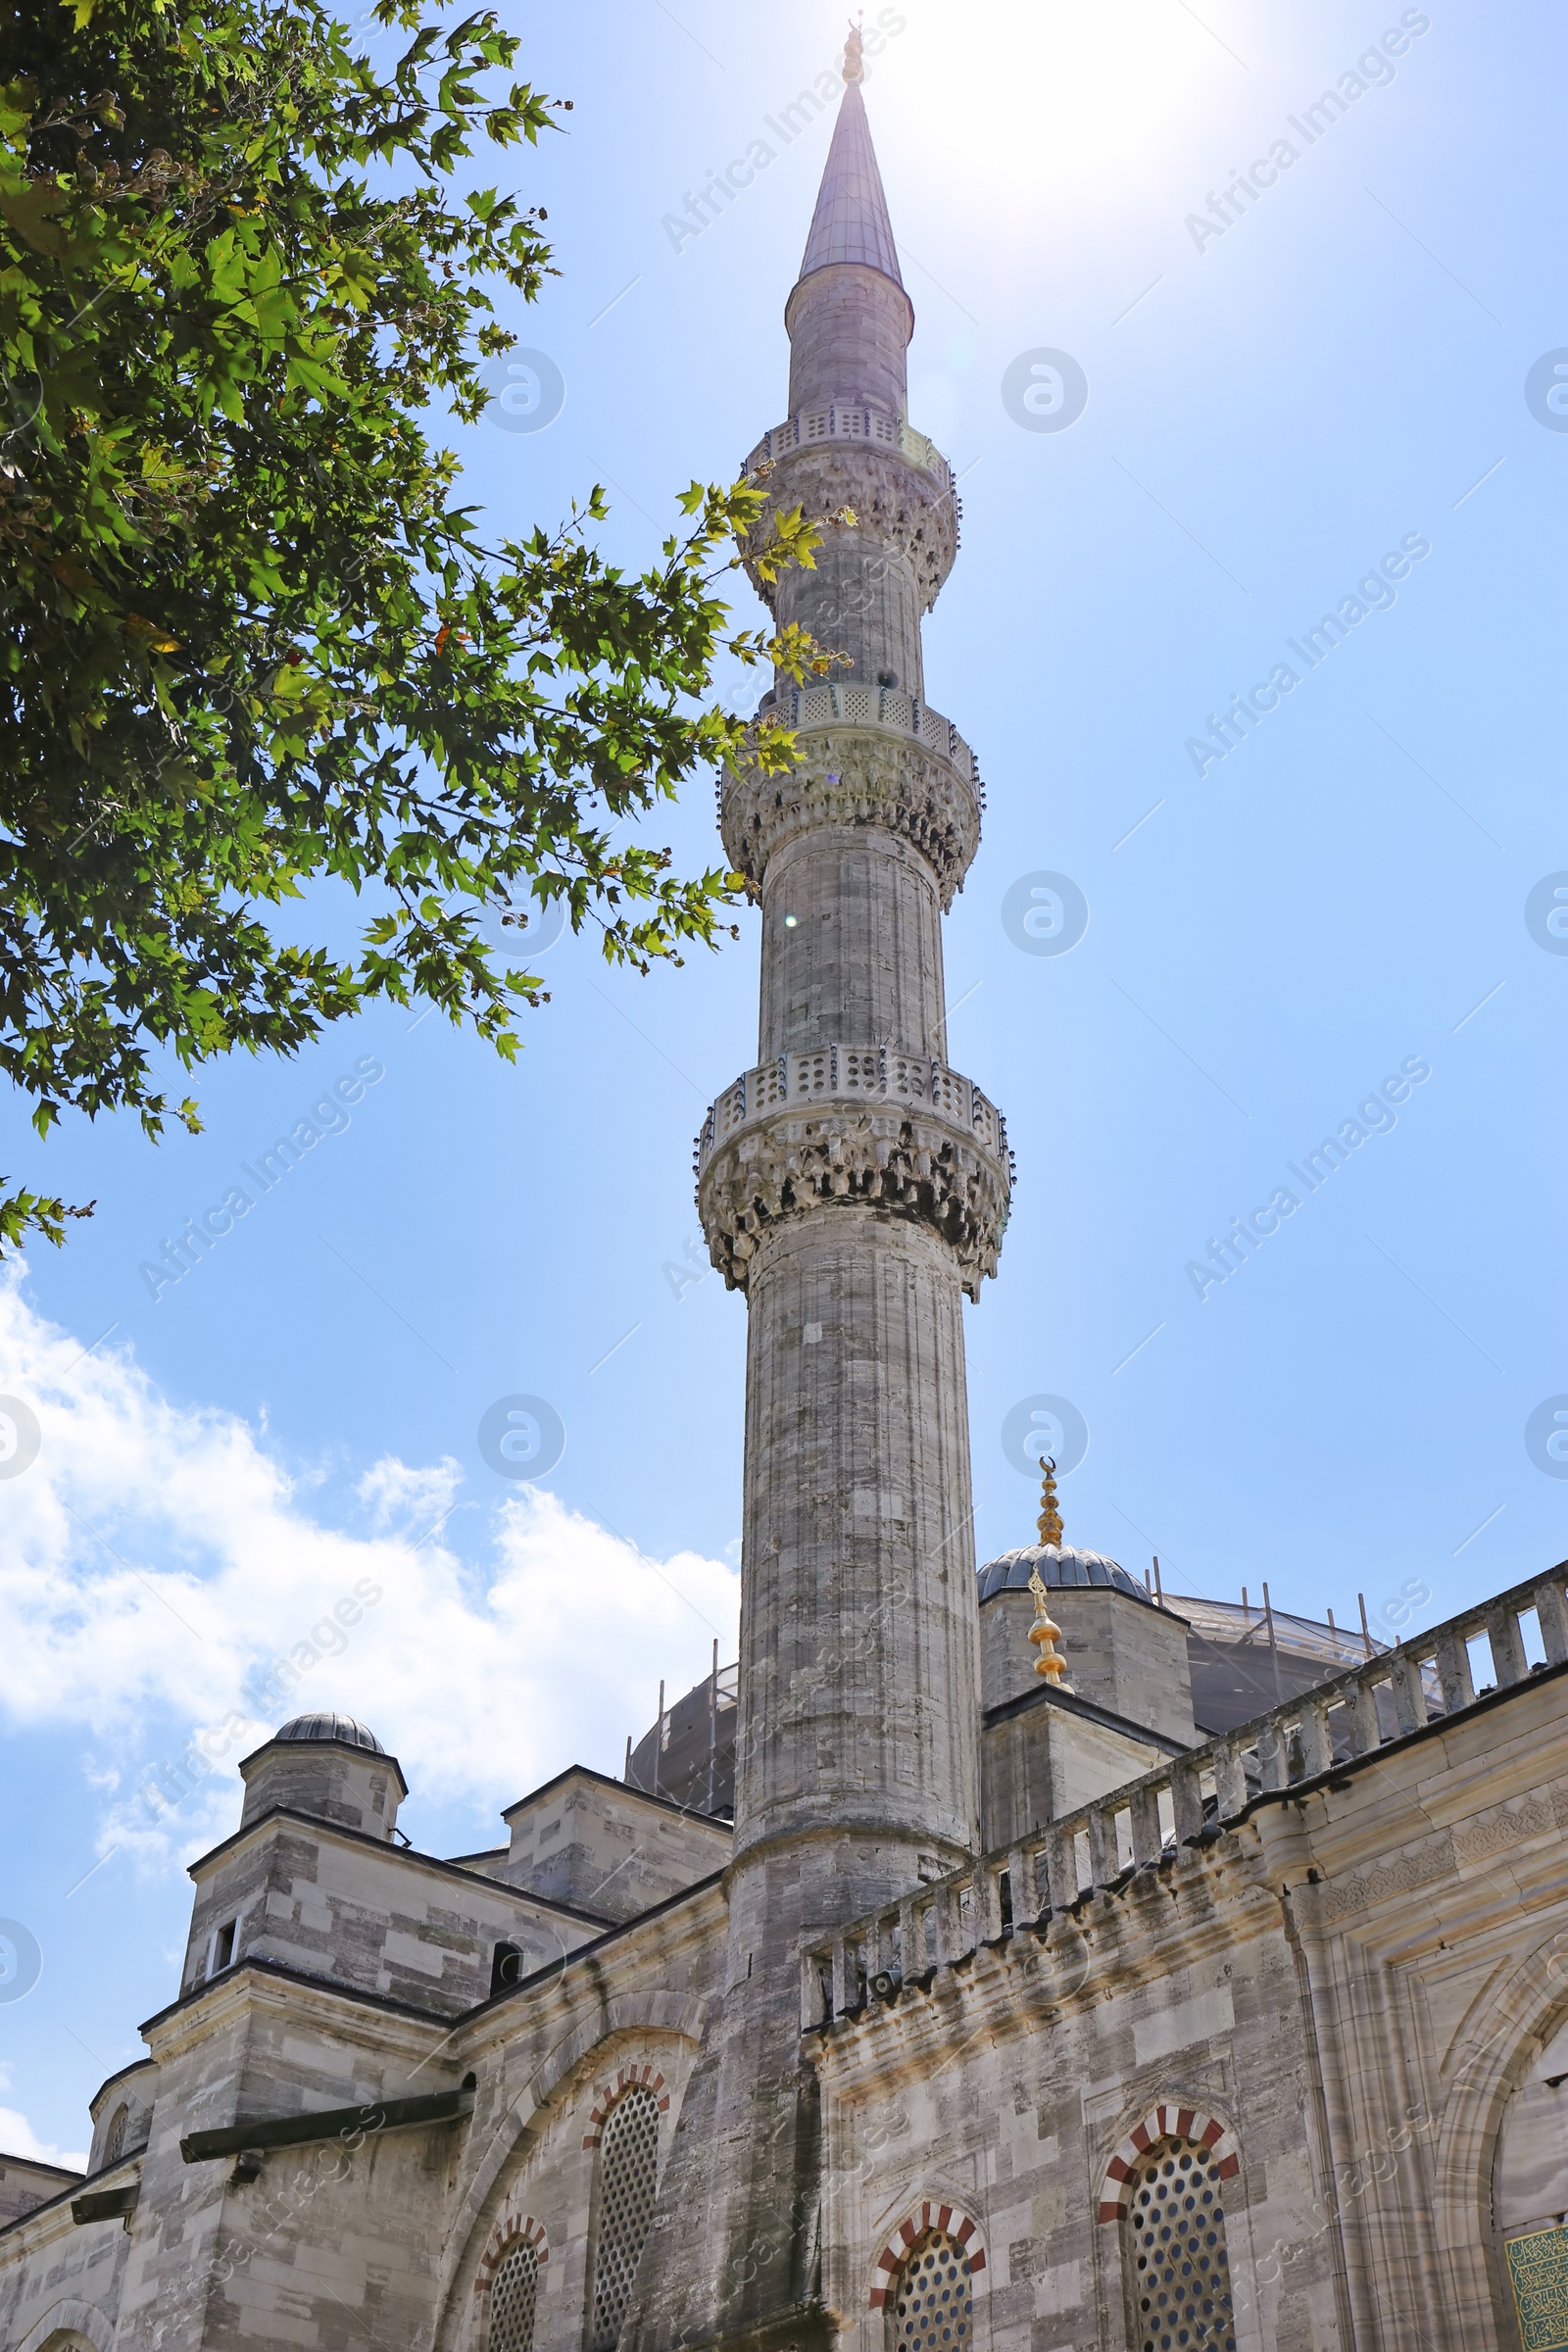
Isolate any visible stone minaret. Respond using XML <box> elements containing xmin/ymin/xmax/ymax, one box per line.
<box><xmin>631</xmin><ymin>44</ymin><xmax>1009</xmax><ymax>2352</ymax></box>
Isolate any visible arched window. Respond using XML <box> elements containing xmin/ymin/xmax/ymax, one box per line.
<box><xmin>102</xmin><ymin>2105</ymin><xmax>128</xmax><ymax>2165</ymax></box>
<box><xmin>589</xmin><ymin>2085</ymin><xmax>661</xmax><ymax>2352</ymax></box>
<box><xmin>1125</xmin><ymin>2136</ymin><xmax>1235</xmax><ymax>2352</ymax></box>
<box><xmin>489</xmin><ymin>2237</ymin><xmax>539</xmax><ymax>2352</ymax></box>
<box><xmin>891</xmin><ymin>2231</ymin><xmax>973</xmax><ymax>2352</ymax></box>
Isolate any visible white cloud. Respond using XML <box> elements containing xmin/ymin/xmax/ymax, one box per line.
<box><xmin>0</xmin><ymin>2105</ymin><xmax>86</xmax><ymax>2173</ymax></box>
<box><xmin>0</xmin><ymin>1274</ymin><xmax>739</xmax><ymax>1864</ymax></box>
<box><xmin>355</xmin><ymin>1452</ymin><xmax>465</xmax><ymax>1535</ymax></box>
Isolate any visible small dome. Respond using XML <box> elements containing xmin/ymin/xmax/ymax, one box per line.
<box><xmin>273</xmin><ymin>1711</ymin><xmax>385</xmax><ymax>1754</ymax></box>
<box><xmin>976</xmin><ymin>1544</ymin><xmax>1153</xmax><ymax>1607</ymax></box>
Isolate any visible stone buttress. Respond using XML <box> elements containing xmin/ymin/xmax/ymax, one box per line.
<box><xmin>626</xmin><ymin>46</ymin><xmax>1008</xmax><ymax>2352</ymax></box>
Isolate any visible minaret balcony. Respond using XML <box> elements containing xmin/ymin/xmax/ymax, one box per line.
<box><xmin>742</xmin><ymin>406</ymin><xmax>961</xmax><ymax>612</ymax></box>
<box><xmin>771</xmin><ymin>679</ymin><xmax>980</xmax><ymax>792</ymax></box>
<box><xmin>720</xmin><ymin>682</ymin><xmax>983</xmax><ymax>903</ymax></box>
<box><xmin>744</xmin><ymin>404</ymin><xmax>958</xmax><ymax>514</ymax></box>
<box><xmin>694</xmin><ymin>1046</ymin><xmax>1013</xmax><ymax>1299</ymax></box>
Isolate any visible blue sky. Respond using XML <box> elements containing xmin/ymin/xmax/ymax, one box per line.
<box><xmin>3</xmin><ymin>0</ymin><xmax>1565</xmax><ymax>2161</ymax></box>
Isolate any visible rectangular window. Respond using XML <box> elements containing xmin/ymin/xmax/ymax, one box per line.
<box><xmin>209</xmin><ymin>1917</ymin><xmax>237</xmax><ymax>1976</ymax></box>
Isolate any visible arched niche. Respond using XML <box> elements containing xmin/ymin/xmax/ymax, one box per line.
<box><xmin>1494</xmin><ymin>2015</ymin><xmax>1568</xmax><ymax>2350</ymax></box>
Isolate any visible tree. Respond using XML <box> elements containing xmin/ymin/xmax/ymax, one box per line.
<box><xmin>0</xmin><ymin>0</ymin><xmax>825</xmax><ymax>1248</ymax></box>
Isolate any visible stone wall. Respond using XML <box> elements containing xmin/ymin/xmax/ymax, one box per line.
<box><xmin>982</xmin><ymin>1687</ymin><xmax>1171</xmax><ymax>1849</ymax></box>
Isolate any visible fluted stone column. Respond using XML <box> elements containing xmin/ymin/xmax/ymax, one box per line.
<box><xmin>625</xmin><ymin>47</ymin><xmax>1009</xmax><ymax>2352</ymax></box>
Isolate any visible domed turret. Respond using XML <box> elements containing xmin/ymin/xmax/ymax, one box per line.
<box><xmin>238</xmin><ymin>1711</ymin><xmax>407</xmax><ymax>1840</ymax></box>
<box><xmin>274</xmin><ymin>1711</ymin><xmax>385</xmax><ymax>1754</ymax></box>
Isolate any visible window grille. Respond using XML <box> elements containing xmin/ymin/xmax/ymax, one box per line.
<box><xmin>893</xmin><ymin>2231</ymin><xmax>972</xmax><ymax>2352</ymax></box>
<box><xmin>1126</xmin><ymin>2137</ymin><xmax>1236</xmax><ymax>2352</ymax></box>
<box><xmin>102</xmin><ymin>2105</ymin><xmax>128</xmax><ymax>2165</ymax></box>
<box><xmin>589</xmin><ymin>2086</ymin><xmax>661</xmax><ymax>2351</ymax></box>
<box><xmin>490</xmin><ymin>2240</ymin><xmax>539</xmax><ymax>2352</ymax></box>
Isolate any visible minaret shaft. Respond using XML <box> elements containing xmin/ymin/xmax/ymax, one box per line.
<box><xmin>736</xmin><ymin>1210</ymin><xmax>978</xmax><ymax>1862</ymax></box>
<box><xmin>759</xmin><ymin>829</ymin><xmax>947</xmax><ymax>1059</ymax></box>
<box><xmin>786</xmin><ymin>261</ymin><xmax>912</xmax><ymax>417</ymax></box>
<box><xmin>771</xmin><ymin>528</ymin><xmax>927</xmax><ymax>697</ymax></box>
<box><xmin>694</xmin><ymin>67</ymin><xmax>1011</xmax><ymax>1887</ymax></box>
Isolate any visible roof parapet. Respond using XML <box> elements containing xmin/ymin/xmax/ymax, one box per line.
<box><xmin>802</xmin><ymin>1561</ymin><xmax>1568</xmax><ymax>2030</ymax></box>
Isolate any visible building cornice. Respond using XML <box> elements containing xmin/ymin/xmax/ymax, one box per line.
<box><xmin>461</xmin><ymin>1867</ymin><xmax>728</xmax><ymax>2025</ymax></box>
<box><xmin>801</xmin><ymin>1563</ymin><xmax>1568</xmax><ymax>2046</ymax></box>
<box><xmin>140</xmin><ymin>1948</ymin><xmax>471</xmax><ymax>2051</ymax></box>
<box><xmin>236</xmin><ymin>1728</ymin><xmax>410</xmax><ymax>1799</ymax></box>
<box><xmin>86</xmin><ymin>2053</ymin><xmax>158</xmax><ymax>2124</ymax></box>
<box><xmin>142</xmin><ymin>1865</ymin><xmax>730</xmax><ymax>2055</ymax></box>
<box><xmin>808</xmin><ymin>1831</ymin><xmax>1278</xmax><ymax>2085</ymax></box>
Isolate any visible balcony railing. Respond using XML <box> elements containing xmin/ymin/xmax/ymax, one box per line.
<box><xmin>744</xmin><ymin>404</ymin><xmax>957</xmax><ymax>509</ymax></box>
<box><xmin>695</xmin><ymin>1046</ymin><xmax>1010</xmax><ymax>1182</ymax></box>
<box><xmin>799</xmin><ymin>1564</ymin><xmax>1568</xmax><ymax>2034</ymax></box>
<box><xmin>752</xmin><ymin>680</ymin><xmax>980</xmax><ymax>797</ymax></box>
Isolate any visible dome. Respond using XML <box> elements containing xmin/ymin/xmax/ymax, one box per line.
<box><xmin>273</xmin><ymin>1711</ymin><xmax>385</xmax><ymax>1754</ymax></box>
<box><xmin>975</xmin><ymin>1544</ymin><xmax>1154</xmax><ymax>1607</ymax></box>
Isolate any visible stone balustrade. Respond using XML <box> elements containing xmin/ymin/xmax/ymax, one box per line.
<box><xmin>695</xmin><ymin>1045</ymin><xmax>1008</xmax><ymax>1180</ymax></box>
<box><xmin>799</xmin><ymin>1563</ymin><xmax>1568</xmax><ymax>2033</ymax></box>
<box><xmin>759</xmin><ymin>680</ymin><xmax>981</xmax><ymax>798</ymax></box>
<box><xmin>744</xmin><ymin>404</ymin><xmax>957</xmax><ymax>510</ymax></box>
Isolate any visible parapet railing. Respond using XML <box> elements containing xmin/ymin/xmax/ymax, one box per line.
<box><xmin>744</xmin><ymin>404</ymin><xmax>957</xmax><ymax>508</ymax></box>
<box><xmin>800</xmin><ymin>1565</ymin><xmax>1568</xmax><ymax>2034</ymax></box>
<box><xmin>740</xmin><ymin>680</ymin><xmax>980</xmax><ymax>794</ymax></box>
<box><xmin>694</xmin><ymin>1046</ymin><xmax>1010</xmax><ymax>1180</ymax></box>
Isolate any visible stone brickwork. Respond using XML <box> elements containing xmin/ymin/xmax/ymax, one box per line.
<box><xmin>638</xmin><ymin>54</ymin><xmax>1004</xmax><ymax>2352</ymax></box>
<box><xmin>4</xmin><ymin>1574</ymin><xmax>1568</xmax><ymax>2352</ymax></box>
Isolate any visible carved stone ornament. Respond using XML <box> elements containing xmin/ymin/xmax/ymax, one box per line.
<box><xmin>697</xmin><ymin>1088</ymin><xmax>1011</xmax><ymax>1301</ymax></box>
<box><xmin>742</xmin><ymin>441</ymin><xmax>958</xmax><ymax>611</ymax></box>
<box><xmin>721</xmin><ymin>729</ymin><xmax>981</xmax><ymax>905</ymax></box>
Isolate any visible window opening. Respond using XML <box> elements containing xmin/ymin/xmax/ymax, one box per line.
<box><xmin>893</xmin><ymin>2230</ymin><xmax>972</xmax><ymax>2352</ymax></box>
<box><xmin>589</xmin><ymin>2086</ymin><xmax>661</xmax><ymax>2352</ymax></box>
<box><xmin>1126</xmin><ymin>2136</ymin><xmax>1236</xmax><ymax>2352</ymax></box>
<box><xmin>490</xmin><ymin>2238</ymin><xmax>539</xmax><ymax>2352</ymax></box>
<box><xmin>492</xmin><ymin>1942</ymin><xmax>524</xmax><ymax>1997</ymax></box>
<box><xmin>102</xmin><ymin>2104</ymin><xmax>128</xmax><ymax>2165</ymax></box>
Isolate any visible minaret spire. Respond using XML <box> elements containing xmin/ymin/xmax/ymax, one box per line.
<box><xmin>784</xmin><ymin>45</ymin><xmax>912</xmax><ymax>420</ymax></box>
<box><xmin>794</xmin><ymin>40</ymin><xmax>905</xmax><ymax>293</ymax></box>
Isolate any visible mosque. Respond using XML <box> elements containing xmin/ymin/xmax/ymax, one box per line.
<box><xmin>5</xmin><ymin>37</ymin><xmax>1568</xmax><ymax>2352</ymax></box>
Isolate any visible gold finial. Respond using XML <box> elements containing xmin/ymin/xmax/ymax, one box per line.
<box><xmin>1025</xmin><ymin>1454</ymin><xmax>1070</xmax><ymax>1686</ymax></box>
<box><xmin>1036</xmin><ymin>1454</ymin><xmax>1063</xmax><ymax>1548</ymax></box>
<box><xmin>843</xmin><ymin>17</ymin><xmax>864</xmax><ymax>82</ymax></box>
<box><xmin>1026</xmin><ymin>1560</ymin><xmax>1071</xmax><ymax>1688</ymax></box>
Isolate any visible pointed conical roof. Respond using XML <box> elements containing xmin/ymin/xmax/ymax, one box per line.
<box><xmin>796</xmin><ymin>78</ymin><xmax>904</xmax><ymax>290</ymax></box>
